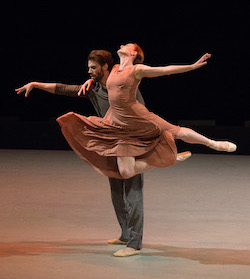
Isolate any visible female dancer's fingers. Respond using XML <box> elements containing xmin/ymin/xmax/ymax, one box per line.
<box><xmin>77</xmin><ymin>86</ymin><xmax>84</xmax><ymax>96</ymax></box>
<box><xmin>85</xmin><ymin>79</ymin><xmax>93</xmax><ymax>93</ymax></box>
<box><xmin>83</xmin><ymin>84</ymin><xmax>87</xmax><ymax>95</ymax></box>
<box><xmin>202</xmin><ymin>53</ymin><xmax>211</xmax><ymax>62</ymax></box>
<box><xmin>86</xmin><ymin>82</ymin><xmax>91</xmax><ymax>92</ymax></box>
<box><xmin>198</xmin><ymin>61</ymin><xmax>207</xmax><ymax>68</ymax></box>
<box><xmin>78</xmin><ymin>80</ymin><xmax>93</xmax><ymax>96</ymax></box>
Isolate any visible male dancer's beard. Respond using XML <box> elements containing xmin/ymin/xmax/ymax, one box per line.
<box><xmin>93</xmin><ymin>69</ymin><xmax>104</xmax><ymax>82</ymax></box>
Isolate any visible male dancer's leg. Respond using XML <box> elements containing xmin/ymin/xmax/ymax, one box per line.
<box><xmin>108</xmin><ymin>177</ymin><xmax>130</xmax><ymax>242</ymax></box>
<box><xmin>124</xmin><ymin>173</ymin><xmax>144</xmax><ymax>250</ymax></box>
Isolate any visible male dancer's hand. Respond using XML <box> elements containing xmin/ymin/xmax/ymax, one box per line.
<box><xmin>78</xmin><ymin>79</ymin><xmax>93</xmax><ymax>96</ymax></box>
<box><xmin>15</xmin><ymin>82</ymin><xmax>35</xmax><ymax>97</ymax></box>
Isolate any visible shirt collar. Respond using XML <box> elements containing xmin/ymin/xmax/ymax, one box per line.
<box><xmin>94</xmin><ymin>81</ymin><xmax>107</xmax><ymax>92</ymax></box>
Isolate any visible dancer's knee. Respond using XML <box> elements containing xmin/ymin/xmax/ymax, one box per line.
<box><xmin>119</xmin><ymin>166</ymin><xmax>134</xmax><ymax>179</ymax></box>
<box><xmin>175</xmin><ymin>127</ymin><xmax>185</xmax><ymax>139</ymax></box>
<box><xmin>117</xmin><ymin>157</ymin><xmax>135</xmax><ymax>179</ymax></box>
<box><xmin>119</xmin><ymin>169</ymin><xmax>134</xmax><ymax>179</ymax></box>
<box><xmin>175</xmin><ymin>127</ymin><xmax>191</xmax><ymax>140</ymax></box>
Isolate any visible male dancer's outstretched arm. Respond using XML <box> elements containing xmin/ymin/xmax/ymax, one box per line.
<box><xmin>15</xmin><ymin>82</ymin><xmax>82</xmax><ymax>98</ymax></box>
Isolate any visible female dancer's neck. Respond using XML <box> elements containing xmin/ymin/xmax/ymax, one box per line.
<box><xmin>119</xmin><ymin>55</ymin><xmax>134</xmax><ymax>70</ymax></box>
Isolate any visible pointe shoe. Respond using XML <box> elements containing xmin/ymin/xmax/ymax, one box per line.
<box><xmin>108</xmin><ymin>238</ymin><xmax>128</xmax><ymax>245</ymax></box>
<box><xmin>113</xmin><ymin>247</ymin><xmax>141</xmax><ymax>257</ymax></box>
<box><xmin>176</xmin><ymin>151</ymin><xmax>192</xmax><ymax>162</ymax></box>
<box><xmin>208</xmin><ymin>140</ymin><xmax>237</xmax><ymax>152</ymax></box>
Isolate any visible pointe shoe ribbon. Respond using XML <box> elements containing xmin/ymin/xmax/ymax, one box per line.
<box><xmin>113</xmin><ymin>247</ymin><xmax>141</xmax><ymax>257</ymax></box>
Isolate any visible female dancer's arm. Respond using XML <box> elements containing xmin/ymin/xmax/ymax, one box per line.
<box><xmin>78</xmin><ymin>79</ymin><xmax>94</xmax><ymax>96</ymax></box>
<box><xmin>135</xmin><ymin>53</ymin><xmax>211</xmax><ymax>79</ymax></box>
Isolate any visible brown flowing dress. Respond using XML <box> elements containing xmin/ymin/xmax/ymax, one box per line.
<box><xmin>57</xmin><ymin>65</ymin><xmax>181</xmax><ymax>179</ymax></box>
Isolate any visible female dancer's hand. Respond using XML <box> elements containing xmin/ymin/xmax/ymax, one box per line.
<box><xmin>15</xmin><ymin>82</ymin><xmax>35</xmax><ymax>97</ymax></box>
<box><xmin>78</xmin><ymin>79</ymin><xmax>93</xmax><ymax>96</ymax></box>
<box><xmin>192</xmin><ymin>53</ymin><xmax>211</xmax><ymax>70</ymax></box>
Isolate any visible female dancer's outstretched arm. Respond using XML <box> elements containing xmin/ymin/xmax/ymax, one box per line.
<box><xmin>134</xmin><ymin>53</ymin><xmax>211</xmax><ymax>79</ymax></box>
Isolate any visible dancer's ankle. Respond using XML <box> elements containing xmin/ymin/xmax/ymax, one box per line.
<box><xmin>207</xmin><ymin>139</ymin><xmax>215</xmax><ymax>147</ymax></box>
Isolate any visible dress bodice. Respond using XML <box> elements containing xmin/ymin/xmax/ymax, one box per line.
<box><xmin>106</xmin><ymin>65</ymin><xmax>141</xmax><ymax>107</ymax></box>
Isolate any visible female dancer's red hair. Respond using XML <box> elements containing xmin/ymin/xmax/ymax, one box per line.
<box><xmin>133</xmin><ymin>44</ymin><xmax>144</xmax><ymax>64</ymax></box>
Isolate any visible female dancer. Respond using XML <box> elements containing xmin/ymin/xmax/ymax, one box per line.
<box><xmin>57</xmin><ymin>44</ymin><xmax>236</xmax><ymax>179</ymax></box>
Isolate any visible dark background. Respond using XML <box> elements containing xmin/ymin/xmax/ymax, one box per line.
<box><xmin>2</xmin><ymin>1</ymin><xmax>250</xmax><ymax>153</ymax></box>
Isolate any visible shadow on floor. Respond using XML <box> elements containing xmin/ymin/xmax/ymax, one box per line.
<box><xmin>1</xmin><ymin>240</ymin><xmax>250</xmax><ymax>266</ymax></box>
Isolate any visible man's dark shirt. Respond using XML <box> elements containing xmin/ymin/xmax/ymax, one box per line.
<box><xmin>55</xmin><ymin>82</ymin><xmax>145</xmax><ymax>118</ymax></box>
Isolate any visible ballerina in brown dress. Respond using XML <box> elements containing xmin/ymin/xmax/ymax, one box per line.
<box><xmin>57</xmin><ymin>43</ymin><xmax>236</xmax><ymax>179</ymax></box>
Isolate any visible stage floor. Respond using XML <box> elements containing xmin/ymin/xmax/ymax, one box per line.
<box><xmin>1</xmin><ymin>149</ymin><xmax>250</xmax><ymax>278</ymax></box>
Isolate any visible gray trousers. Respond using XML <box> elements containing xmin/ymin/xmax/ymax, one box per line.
<box><xmin>108</xmin><ymin>174</ymin><xmax>144</xmax><ymax>250</ymax></box>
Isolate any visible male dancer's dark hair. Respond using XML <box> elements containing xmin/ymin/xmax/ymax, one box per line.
<box><xmin>88</xmin><ymin>50</ymin><xmax>114</xmax><ymax>72</ymax></box>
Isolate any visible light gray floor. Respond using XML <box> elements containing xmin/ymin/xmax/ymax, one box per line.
<box><xmin>1</xmin><ymin>149</ymin><xmax>250</xmax><ymax>279</ymax></box>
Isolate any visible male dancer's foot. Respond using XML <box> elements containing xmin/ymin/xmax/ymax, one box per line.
<box><xmin>113</xmin><ymin>247</ymin><xmax>141</xmax><ymax>257</ymax></box>
<box><xmin>207</xmin><ymin>140</ymin><xmax>237</xmax><ymax>152</ymax></box>
<box><xmin>108</xmin><ymin>238</ymin><xmax>128</xmax><ymax>245</ymax></box>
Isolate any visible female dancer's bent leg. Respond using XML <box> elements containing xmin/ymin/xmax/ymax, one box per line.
<box><xmin>117</xmin><ymin>157</ymin><xmax>153</xmax><ymax>179</ymax></box>
<box><xmin>117</xmin><ymin>152</ymin><xmax>191</xmax><ymax>179</ymax></box>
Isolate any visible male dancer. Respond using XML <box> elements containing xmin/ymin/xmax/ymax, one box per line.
<box><xmin>16</xmin><ymin>50</ymin><xmax>145</xmax><ymax>257</ymax></box>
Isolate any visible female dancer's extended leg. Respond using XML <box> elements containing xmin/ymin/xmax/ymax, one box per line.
<box><xmin>117</xmin><ymin>127</ymin><xmax>236</xmax><ymax>179</ymax></box>
<box><xmin>175</xmin><ymin>127</ymin><xmax>236</xmax><ymax>152</ymax></box>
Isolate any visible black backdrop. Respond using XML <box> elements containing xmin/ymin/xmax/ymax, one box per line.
<box><xmin>2</xmin><ymin>2</ymin><xmax>250</xmax><ymax>152</ymax></box>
